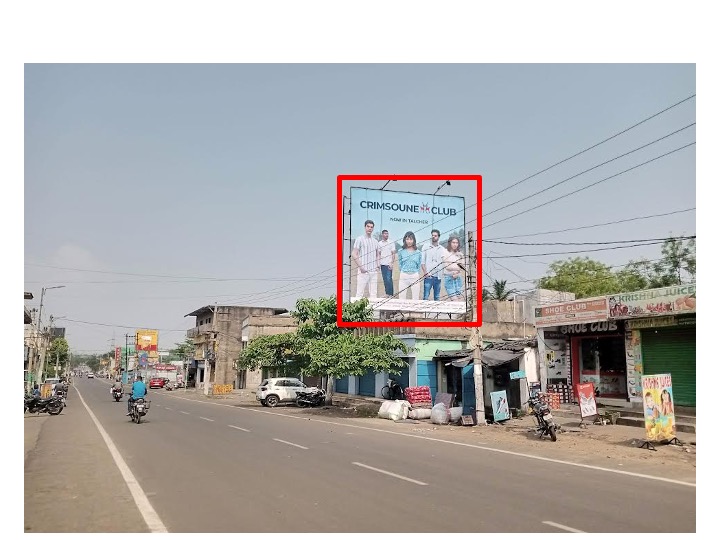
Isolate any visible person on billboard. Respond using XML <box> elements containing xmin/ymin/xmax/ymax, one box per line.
<box><xmin>644</xmin><ymin>392</ymin><xmax>660</xmax><ymax>420</ymax></box>
<box><xmin>443</xmin><ymin>235</ymin><xmax>465</xmax><ymax>301</ymax></box>
<box><xmin>397</xmin><ymin>231</ymin><xmax>422</xmax><ymax>300</ymax></box>
<box><xmin>352</xmin><ymin>219</ymin><xmax>381</xmax><ymax>299</ymax></box>
<box><xmin>378</xmin><ymin>229</ymin><xmax>396</xmax><ymax>298</ymax></box>
<box><xmin>421</xmin><ymin>229</ymin><xmax>447</xmax><ymax>301</ymax></box>
<box><xmin>660</xmin><ymin>388</ymin><xmax>674</xmax><ymax>416</ymax></box>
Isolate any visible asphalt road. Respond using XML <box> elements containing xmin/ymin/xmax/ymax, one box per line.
<box><xmin>25</xmin><ymin>378</ymin><xmax>696</xmax><ymax>533</ymax></box>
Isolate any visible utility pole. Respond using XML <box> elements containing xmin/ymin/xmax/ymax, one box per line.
<box><xmin>124</xmin><ymin>333</ymin><xmax>130</xmax><ymax>384</ymax></box>
<box><xmin>205</xmin><ymin>303</ymin><xmax>218</xmax><ymax>396</ymax></box>
<box><xmin>467</xmin><ymin>231</ymin><xmax>486</xmax><ymax>425</ymax></box>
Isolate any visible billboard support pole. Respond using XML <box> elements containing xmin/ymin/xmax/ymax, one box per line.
<box><xmin>468</xmin><ymin>231</ymin><xmax>486</xmax><ymax>426</ymax></box>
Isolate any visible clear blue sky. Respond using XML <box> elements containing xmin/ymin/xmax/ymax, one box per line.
<box><xmin>24</xmin><ymin>64</ymin><xmax>696</xmax><ymax>353</ymax></box>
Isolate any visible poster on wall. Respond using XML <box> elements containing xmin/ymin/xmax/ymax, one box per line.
<box><xmin>490</xmin><ymin>390</ymin><xmax>510</xmax><ymax>422</ymax></box>
<box><xmin>641</xmin><ymin>374</ymin><xmax>677</xmax><ymax>442</ymax></box>
<box><xmin>624</xmin><ymin>330</ymin><xmax>643</xmax><ymax>402</ymax></box>
<box><xmin>576</xmin><ymin>383</ymin><xmax>598</xmax><ymax>418</ymax></box>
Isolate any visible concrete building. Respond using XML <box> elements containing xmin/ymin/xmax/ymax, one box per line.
<box><xmin>185</xmin><ymin>305</ymin><xmax>288</xmax><ymax>390</ymax></box>
<box><xmin>240</xmin><ymin>313</ymin><xmax>299</xmax><ymax>388</ymax></box>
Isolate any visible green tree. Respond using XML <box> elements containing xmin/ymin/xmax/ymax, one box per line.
<box><xmin>170</xmin><ymin>338</ymin><xmax>196</xmax><ymax>361</ymax></box>
<box><xmin>488</xmin><ymin>279</ymin><xmax>516</xmax><ymax>301</ymax></box>
<box><xmin>482</xmin><ymin>287</ymin><xmax>491</xmax><ymax>302</ymax></box>
<box><xmin>47</xmin><ymin>337</ymin><xmax>70</xmax><ymax>376</ymax></box>
<box><xmin>238</xmin><ymin>296</ymin><xmax>410</xmax><ymax>401</ymax></box>
<box><xmin>537</xmin><ymin>257</ymin><xmax>622</xmax><ymax>298</ymax></box>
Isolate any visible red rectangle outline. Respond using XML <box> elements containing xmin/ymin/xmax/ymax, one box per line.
<box><xmin>337</xmin><ymin>175</ymin><xmax>482</xmax><ymax>328</ymax></box>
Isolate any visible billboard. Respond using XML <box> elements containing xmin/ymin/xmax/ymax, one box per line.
<box><xmin>641</xmin><ymin>374</ymin><xmax>677</xmax><ymax>442</ymax></box>
<box><xmin>348</xmin><ymin>186</ymin><xmax>468</xmax><ymax>316</ymax></box>
<box><xmin>136</xmin><ymin>329</ymin><xmax>159</xmax><ymax>361</ymax></box>
<box><xmin>608</xmin><ymin>284</ymin><xmax>696</xmax><ymax>318</ymax></box>
<box><xmin>534</xmin><ymin>297</ymin><xmax>609</xmax><ymax>328</ymax></box>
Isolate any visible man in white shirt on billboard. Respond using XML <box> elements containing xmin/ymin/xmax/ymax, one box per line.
<box><xmin>421</xmin><ymin>229</ymin><xmax>447</xmax><ymax>301</ymax></box>
<box><xmin>377</xmin><ymin>229</ymin><xmax>396</xmax><ymax>298</ymax></box>
<box><xmin>352</xmin><ymin>220</ymin><xmax>381</xmax><ymax>299</ymax></box>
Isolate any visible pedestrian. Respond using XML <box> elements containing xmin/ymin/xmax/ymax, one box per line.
<box><xmin>352</xmin><ymin>219</ymin><xmax>381</xmax><ymax>299</ymax></box>
<box><xmin>421</xmin><ymin>229</ymin><xmax>447</xmax><ymax>301</ymax></box>
<box><xmin>32</xmin><ymin>383</ymin><xmax>41</xmax><ymax>398</ymax></box>
<box><xmin>377</xmin><ymin>229</ymin><xmax>396</xmax><ymax>297</ymax></box>
<box><xmin>397</xmin><ymin>231</ymin><xmax>422</xmax><ymax>300</ymax></box>
<box><xmin>443</xmin><ymin>235</ymin><xmax>465</xmax><ymax>301</ymax></box>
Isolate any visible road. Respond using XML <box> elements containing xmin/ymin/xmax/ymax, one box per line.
<box><xmin>25</xmin><ymin>378</ymin><xmax>696</xmax><ymax>533</ymax></box>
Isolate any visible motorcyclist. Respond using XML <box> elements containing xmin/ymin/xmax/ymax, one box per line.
<box><xmin>126</xmin><ymin>375</ymin><xmax>148</xmax><ymax>415</ymax></box>
<box><xmin>111</xmin><ymin>377</ymin><xmax>123</xmax><ymax>396</ymax></box>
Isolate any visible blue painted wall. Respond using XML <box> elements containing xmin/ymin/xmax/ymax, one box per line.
<box><xmin>335</xmin><ymin>375</ymin><xmax>349</xmax><ymax>394</ymax></box>
<box><xmin>416</xmin><ymin>360</ymin><xmax>438</xmax><ymax>400</ymax></box>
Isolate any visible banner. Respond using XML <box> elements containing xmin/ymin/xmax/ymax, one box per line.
<box><xmin>490</xmin><ymin>390</ymin><xmax>510</xmax><ymax>422</ymax></box>
<box><xmin>534</xmin><ymin>297</ymin><xmax>608</xmax><ymax>327</ymax></box>
<box><xmin>609</xmin><ymin>284</ymin><xmax>696</xmax><ymax>318</ymax></box>
<box><xmin>576</xmin><ymin>383</ymin><xmax>598</xmax><ymax>418</ymax></box>
<box><xmin>349</xmin><ymin>187</ymin><xmax>467</xmax><ymax>315</ymax></box>
<box><xmin>641</xmin><ymin>374</ymin><xmax>677</xmax><ymax>442</ymax></box>
<box><xmin>136</xmin><ymin>329</ymin><xmax>159</xmax><ymax>360</ymax></box>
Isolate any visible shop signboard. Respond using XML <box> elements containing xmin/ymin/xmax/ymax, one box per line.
<box><xmin>534</xmin><ymin>297</ymin><xmax>608</xmax><ymax>327</ymax></box>
<box><xmin>490</xmin><ymin>390</ymin><xmax>510</xmax><ymax>422</ymax></box>
<box><xmin>608</xmin><ymin>284</ymin><xmax>696</xmax><ymax>319</ymax></box>
<box><xmin>509</xmin><ymin>370</ymin><xmax>526</xmax><ymax>380</ymax></box>
<box><xmin>641</xmin><ymin>374</ymin><xmax>677</xmax><ymax>442</ymax></box>
<box><xmin>576</xmin><ymin>382</ymin><xmax>598</xmax><ymax>418</ymax></box>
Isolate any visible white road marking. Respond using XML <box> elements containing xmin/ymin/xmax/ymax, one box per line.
<box><xmin>75</xmin><ymin>387</ymin><xmax>168</xmax><ymax>533</ymax></box>
<box><xmin>228</xmin><ymin>425</ymin><xmax>250</xmax><ymax>432</ymax></box>
<box><xmin>180</xmin><ymin>411</ymin><xmax>190</xmax><ymax>415</ymax></box>
<box><xmin>273</xmin><ymin>438</ymin><xmax>308</xmax><ymax>450</ymax></box>
<box><xmin>542</xmin><ymin>521</ymin><xmax>586</xmax><ymax>533</ymax></box>
<box><xmin>199</xmin><ymin>417</ymin><xmax>214</xmax><ymax>422</ymax></box>
<box><xmin>165</xmin><ymin>394</ymin><xmax>696</xmax><ymax>488</ymax></box>
<box><xmin>352</xmin><ymin>462</ymin><xmax>428</xmax><ymax>486</ymax></box>
<box><xmin>164</xmin><ymin>407</ymin><xmax>173</xmax><ymax>411</ymax></box>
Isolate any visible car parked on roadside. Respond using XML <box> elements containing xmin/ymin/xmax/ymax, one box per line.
<box><xmin>256</xmin><ymin>377</ymin><xmax>308</xmax><ymax>407</ymax></box>
<box><xmin>148</xmin><ymin>377</ymin><xmax>167</xmax><ymax>389</ymax></box>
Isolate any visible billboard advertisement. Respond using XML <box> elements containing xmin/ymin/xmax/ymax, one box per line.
<box><xmin>136</xmin><ymin>329</ymin><xmax>159</xmax><ymax>361</ymax></box>
<box><xmin>608</xmin><ymin>284</ymin><xmax>696</xmax><ymax>318</ymax></box>
<box><xmin>641</xmin><ymin>374</ymin><xmax>677</xmax><ymax>442</ymax></box>
<box><xmin>348</xmin><ymin>186</ymin><xmax>467</xmax><ymax>316</ymax></box>
<box><xmin>534</xmin><ymin>297</ymin><xmax>609</xmax><ymax>328</ymax></box>
<box><xmin>576</xmin><ymin>382</ymin><xmax>598</xmax><ymax>418</ymax></box>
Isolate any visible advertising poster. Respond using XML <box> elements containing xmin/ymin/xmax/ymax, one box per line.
<box><xmin>534</xmin><ymin>298</ymin><xmax>609</xmax><ymax>327</ymax></box>
<box><xmin>136</xmin><ymin>329</ymin><xmax>159</xmax><ymax>361</ymax></box>
<box><xmin>349</xmin><ymin>187</ymin><xmax>467</xmax><ymax>315</ymax></box>
<box><xmin>609</xmin><ymin>284</ymin><xmax>696</xmax><ymax>318</ymax></box>
<box><xmin>641</xmin><ymin>374</ymin><xmax>677</xmax><ymax>442</ymax></box>
<box><xmin>576</xmin><ymin>382</ymin><xmax>598</xmax><ymax>418</ymax></box>
<box><xmin>624</xmin><ymin>330</ymin><xmax>643</xmax><ymax>402</ymax></box>
<box><xmin>491</xmin><ymin>390</ymin><xmax>510</xmax><ymax>422</ymax></box>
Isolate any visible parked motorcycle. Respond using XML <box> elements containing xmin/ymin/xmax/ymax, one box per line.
<box><xmin>128</xmin><ymin>396</ymin><xmax>150</xmax><ymax>424</ymax></box>
<box><xmin>24</xmin><ymin>394</ymin><xmax>64</xmax><ymax>415</ymax></box>
<box><xmin>526</xmin><ymin>395</ymin><xmax>558</xmax><ymax>442</ymax></box>
<box><xmin>295</xmin><ymin>387</ymin><xmax>326</xmax><ymax>408</ymax></box>
<box><xmin>111</xmin><ymin>387</ymin><xmax>123</xmax><ymax>402</ymax></box>
<box><xmin>380</xmin><ymin>379</ymin><xmax>404</xmax><ymax>400</ymax></box>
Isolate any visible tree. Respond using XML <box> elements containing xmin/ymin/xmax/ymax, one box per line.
<box><xmin>488</xmin><ymin>279</ymin><xmax>516</xmax><ymax>301</ymax></box>
<box><xmin>482</xmin><ymin>288</ymin><xmax>491</xmax><ymax>302</ymax></box>
<box><xmin>47</xmin><ymin>337</ymin><xmax>70</xmax><ymax>376</ymax></box>
<box><xmin>537</xmin><ymin>257</ymin><xmax>622</xmax><ymax>298</ymax></box>
<box><xmin>169</xmin><ymin>338</ymin><xmax>195</xmax><ymax>362</ymax></box>
<box><xmin>237</xmin><ymin>296</ymin><xmax>410</xmax><ymax>401</ymax></box>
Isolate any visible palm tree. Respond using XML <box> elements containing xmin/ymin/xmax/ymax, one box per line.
<box><xmin>482</xmin><ymin>288</ymin><xmax>491</xmax><ymax>302</ymax></box>
<box><xmin>489</xmin><ymin>279</ymin><xmax>515</xmax><ymax>301</ymax></box>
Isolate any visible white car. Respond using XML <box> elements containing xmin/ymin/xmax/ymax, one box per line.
<box><xmin>256</xmin><ymin>378</ymin><xmax>308</xmax><ymax>407</ymax></box>
<box><xmin>87</xmin><ymin>373</ymin><xmax>95</xmax><ymax>379</ymax></box>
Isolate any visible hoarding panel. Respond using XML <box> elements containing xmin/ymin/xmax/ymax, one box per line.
<box><xmin>534</xmin><ymin>297</ymin><xmax>609</xmax><ymax>328</ymax></box>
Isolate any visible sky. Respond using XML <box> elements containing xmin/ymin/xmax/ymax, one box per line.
<box><xmin>23</xmin><ymin>63</ymin><xmax>696</xmax><ymax>353</ymax></box>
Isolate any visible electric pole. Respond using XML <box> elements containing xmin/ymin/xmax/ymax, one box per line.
<box><xmin>205</xmin><ymin>303</ymin><xmax>218</xmax><ymax>396</ymax></box>
<box><xmin>467</xmin><ymin>231</ymin><xmax>486</xmax><ymax>425</ymax></box>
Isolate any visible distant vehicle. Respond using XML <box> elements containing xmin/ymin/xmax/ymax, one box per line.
<box><xmin>148</xmin><ymin>377</ymin><xmax>167</xmax><ymax>389</ymax></box>
<box><xmin>86</xmin><ymin>373</ymin><xmax>95</xmax><ymax>379</ymax></box>
<box><xmin>256</xmin><ymin>377</ymin><xmax>308</xmax><ymax>407</ymax></box>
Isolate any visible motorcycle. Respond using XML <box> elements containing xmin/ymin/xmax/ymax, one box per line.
<box><xmin>380</xmin><ymin>379</ymin><xmax>404</xmax><ymax>400</ymax></box>
<box><xmin>111</xmin><ymin>387</ymin><xmax>123</xmax><ymax>402</ymax></box>
<box><xmin>24</xmin><ymin>394</ymin><xmax>64</xmax><ymax>415</ymax></box>
<box><xmin>526</xmin><ymin>395</ymin><xmax>558</xmax><ymax>442</ymax></box>
<box><xmin>295</xmin><ymin>387</ymin><xmax>326</xmax><ymax>408</ymax></box>
<box><xmin>128</xmin><ymin>396</ymin><xmax>150</xmax><ymax>424</ymax></box>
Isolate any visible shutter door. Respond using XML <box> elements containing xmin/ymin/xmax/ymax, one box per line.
<box><xmin>641</xmin><ymin>326</ymin><xmax>696</xmax><ymax>406</ymax></box>
<box><xmin>359</xmin><ymin>371</ymin><xmax>376</xmax><ymax>396</ymax></box>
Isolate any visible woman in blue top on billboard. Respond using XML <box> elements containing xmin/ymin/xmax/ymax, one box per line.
<box><xmin>443</xmin><ymin>235</ymin><xmax>465</xmax><ymax>302</ymax></box>
<box><xmin>397</xmin><ymin>231</ymin><xmax>422</xmax><ymax>300</ymax></box>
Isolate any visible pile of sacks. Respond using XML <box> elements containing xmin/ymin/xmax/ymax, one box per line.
<box><xmin>404</xmin><ymin>386</ymin><xmax>433</xmax><ymax>410</ymax></box>
<box><xmin>429</xmin><ymin>402</ymin><xmax>464</xmax><ymax>424</ymax></box>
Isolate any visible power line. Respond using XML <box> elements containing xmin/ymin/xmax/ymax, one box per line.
<box><xmin>486</xmin><ymin>240</ymin><xmax>676</xmax><ymax>259</ymax></box>
<box><xmin>485</xmin><ymin>234</ymin><xmax>695</xmax><ymax>247</ymax></box>
<box><xmin>482</xmin><ymin>123</ymin><xmax>695</xmax><ymax>219</ymax></box>
<box><xmin>484</xmin><ymin>141</ymin><xmax>696</xmax><ymax>229</ymax></box>
<box><xmin>484</xmin><ymin>207</ymin><xmax>696</xmax><ymax>240</ymax></box>
<box><xmin>482</xmin><ymin>93</ymin><xmax>696</xmax><ymax>202</ymax></box>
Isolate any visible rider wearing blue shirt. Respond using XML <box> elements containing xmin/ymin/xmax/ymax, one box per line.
<box><xmin>127</xmin><ymin>376</ymin><xmax>148</xmax><ymax>415</ymax></box>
